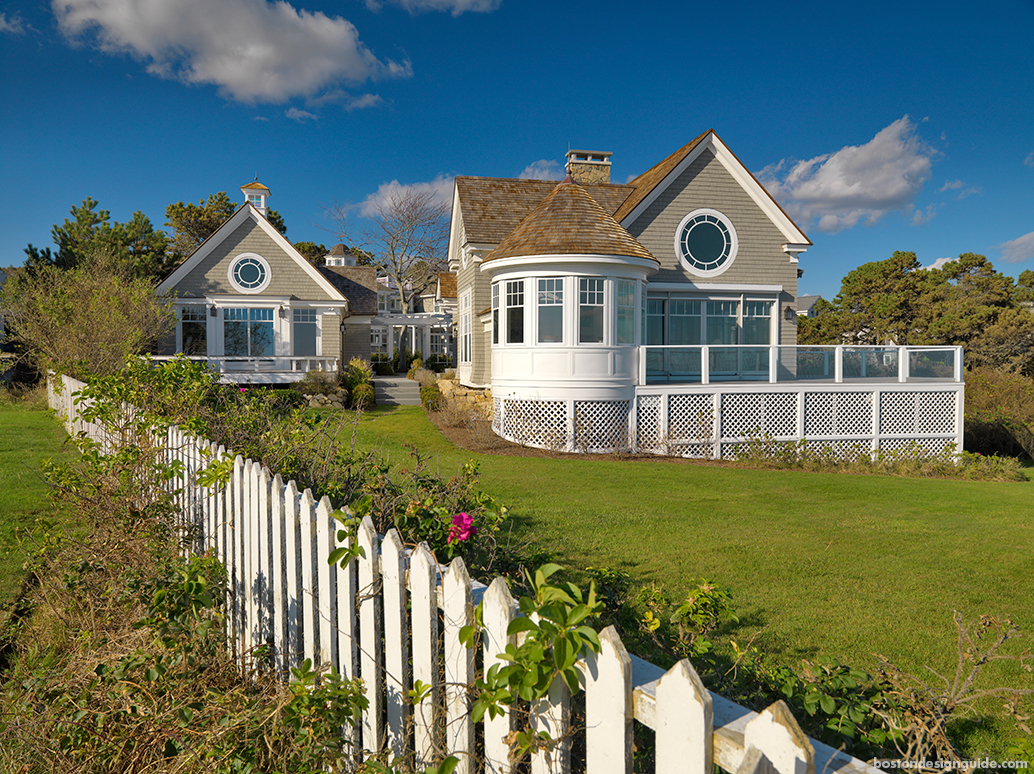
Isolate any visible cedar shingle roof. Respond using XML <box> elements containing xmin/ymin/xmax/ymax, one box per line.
<box><xmin>483</xmin><ymin>181</ymin><xmax>657</xmax><ymax>264</ymax></box>
<box><xmin>319</xmin><ymin>265</ymin><xmax>378</xmax><ymax>315</ymax></box>
<box><xmin>611</xmin><ymin>130</ymin><xmax>710</xmax><ymax>222</ymax></box>
<box><xmin>437</xmin><ymin>272</ymin><xmax>457</xmax><ymax>299</ymax></box>
<box><xmin>455</xmin><ymin>177</ymin><xmax>636</xmax><ymax>245</ymax></box>
<box><xmin>241</xmin><ymin>180</ymin><xmax>270</xmax><ymax>192</ymax></box>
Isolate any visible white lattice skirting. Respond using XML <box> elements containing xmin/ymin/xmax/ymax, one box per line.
<box><xmin>494</xmin><ymin>385</ymin><xmax>963</xmax><ymax>457</ymax></box>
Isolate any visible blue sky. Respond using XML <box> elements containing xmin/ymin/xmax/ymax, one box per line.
<box><xmin>2</xmin><ymin>0</ymin><xmax>1033</xmax><ymax>299</ymax></box>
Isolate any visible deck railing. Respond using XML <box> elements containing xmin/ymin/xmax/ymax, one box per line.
<box><xmin>641</xmin><ymin>345</ymin><xmax>963</xmax><ymax>386</ymax></box>
<box><xmin>150</xmin><ymin>355</ymin><xmax>339</xmax><ymax>376</ymax></box>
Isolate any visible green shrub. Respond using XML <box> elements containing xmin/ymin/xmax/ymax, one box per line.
<box><xmin>420</xmin><ymin>382</ymin><xmax>444</xmax><ymax>412</ymax></box>
<box><xmin>407</xmin><ymin>358</ymin><xmax>424</xmax><ymax>379</ymax></box>
<box><xmin>352</xmin><ymin>382</ymin><xmax>376</xmax><ymax>409</ymax></box>
<box><xmin>424</xmin><ymin>353</ymin><xmax>452</xmax><ymax>372</ymax></box>
<box><xmin>293</xmin><ymin>369</ymin><xmax>339</xmax><ymax>396</ymax></box>
<box><xmin>964</xmin><ymin>367</ymin><xmax>1034</xmax><ymax>459</ymax></box>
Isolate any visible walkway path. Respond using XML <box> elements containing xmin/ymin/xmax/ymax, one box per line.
<box><xmin>372</xmin><ymin>375</ymin><xmax>421</xmax><ymax>406</ymax></box>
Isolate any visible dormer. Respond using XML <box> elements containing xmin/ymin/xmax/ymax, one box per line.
<box><xmin>241</xmin><ymin>179</ymin><xmax>271</xmax><ymax>216</ymax></box>
<box><xmin>325</xmin><ymin>243</ymin><xmax>357</xmax><ymax>267</ymax></box>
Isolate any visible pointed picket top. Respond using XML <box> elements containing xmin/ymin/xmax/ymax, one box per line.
<box><xmin>743</xmin><ymin>700</ymin><xmax>814</xmax><ymax>774</ymax></box>
<box><xmin>655</xmin><ymin>658</ymin><xmax>713</xmax><ymax>774</ymax></box>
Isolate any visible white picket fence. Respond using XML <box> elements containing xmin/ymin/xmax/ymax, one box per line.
<box><xmin>49</xmin><ymin>374</ymin><xmax>879</xmax><ymax>774</ymax></box>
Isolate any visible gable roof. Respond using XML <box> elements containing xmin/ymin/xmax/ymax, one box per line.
<box><xmin>483</xmin><ymin>180</ymin><xmax>657</xmax><ymax>264</ymax></box>
<box><xmin>455</xmin><ymin>177</ymin><xmax>636</xmax><ymax>245</ymax></box>
<box><xmin>320</xmin><ymin>265</ymin><xmax>378</xmax><ymax>315</ymax></box>
<box><xmin>611</xmin><ymin>130</ymin><xmax>710</xmax><ymax>222</ymax></box>
<box><xmin>156</xmin><ymin>203</ymin><xmax>346</xmax><ymax>300</ymax></box>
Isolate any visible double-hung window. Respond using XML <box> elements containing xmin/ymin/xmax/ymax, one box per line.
<box><xmin>293</xmin><ymin>309</ymin><xmax>318</xmax><ymax>357</ymax></box>
<box><xmin>180</xmin><ymin>306</ymin><xmax>207</xmax><ymax>356</ymax></box>
<box><xmin>579</xmin><ymin>278</ymin><xmax>605</xmax><ymax>343</ymax></box>
<box><xmin>505</xmin><ymin>280</ymin><xmax>524</xmax><ymax>344</ymax></box>
<box><xmin>616</xmin><ymin>280</ymin><xmax>636</xmax><ymax>344</ymax></box>
<box><xmin>537</xmin><ymin>278</ymin><xmax>563</xmax><ymax>343</ymax></box>
<box><xmin>459</xmin><ymin>290</ymin><xmax>471</xmax><ymax>364</ymax></box>
<box><xmin>492</xmin><ymin>284</ymin><xmax>499</xmax><ymax>345</ymax></box>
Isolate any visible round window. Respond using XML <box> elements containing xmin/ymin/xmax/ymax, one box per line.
<box><xmin>228</xmin><ymin>253</ymin><xmax>271</xmax><ymax>293</ymax></box>
<box><xmin>674</xmin><ymin>209</ymin><xmax>738</xmax><ymax>277</ymax></box>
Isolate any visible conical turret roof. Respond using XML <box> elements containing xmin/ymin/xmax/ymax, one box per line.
<box><xmin>482</xmin><ymin>180</ymin><xmax>657</xmax><ymax>265</ymax></box>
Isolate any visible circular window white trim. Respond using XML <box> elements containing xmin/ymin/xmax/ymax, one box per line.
<box><xmin>228</xmin><ymin>253</ymin><xmax>272</xmax><ymax>294</ymax></box>
<box><xmin>674</xmin><ymin>208</ymin><xmax>738</xmax><ymax>278</ymax></box>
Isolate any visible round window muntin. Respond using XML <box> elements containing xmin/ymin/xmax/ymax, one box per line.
<box><xmin>228</xmin><ymin>253</ymin><xmax>272</xmax><ymax>293</ymax></box>
<box><xmin>674</xmin><ymin>209</ymin><xmax>738</xmax><ymax>277</ymax></box>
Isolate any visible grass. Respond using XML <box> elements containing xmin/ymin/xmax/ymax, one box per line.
<box><xmin>0</xmin><ymin>391</ymin><xmax>69</xmax><ymax>610</ymax></box>
<box><xmin>349</xmin><ymin>405</ymin><xmax>1034</xmax><ymax>754</ymax></box>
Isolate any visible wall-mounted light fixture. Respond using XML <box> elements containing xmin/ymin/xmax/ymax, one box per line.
<box><xmin>784</xmin><ymin>305</ymin><xmax>796</xmax><ymax>321</ymax></box>
<box><xmin>278</xmin><ymin>305</ymin><xmax>287</xmax><ymax>319</ymax></box>
<box><xmin>209</xmin><ymin>304</ymin><xmax>217</xmax><ymax>317</ymax></box>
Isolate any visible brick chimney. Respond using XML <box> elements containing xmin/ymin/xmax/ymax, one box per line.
<box><xmin>564</xmin><ymin>150</ymin><xmax>612</xmax><ymax>185</ymax></box>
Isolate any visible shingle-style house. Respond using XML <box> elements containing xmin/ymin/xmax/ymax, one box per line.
<box><xmin>448</xmin><ymin>132</ymin><xmax>965</xmax><ymax>455</ymax></box>
<box><xmin>157</xmin><ymin>183</ymin><xmax>378</xmax><ymax>383</ymax></box>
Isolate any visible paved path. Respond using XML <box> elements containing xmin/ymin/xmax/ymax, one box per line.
<box><xmin>372</xmin><ymin>375</ymin><xmax>421</xmax><ymax>406</ymax></box>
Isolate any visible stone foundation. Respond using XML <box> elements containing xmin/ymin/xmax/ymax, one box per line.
<box><xmin>437</xmin><ymin>379</ymin><xmax>493</xmax><ymax>419</ymax></box>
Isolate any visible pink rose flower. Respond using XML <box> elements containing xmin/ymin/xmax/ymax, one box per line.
<box><xmin>449</xmin><ymin>512</ymin><xmax>477</xmax><ymax>543</ymax></box>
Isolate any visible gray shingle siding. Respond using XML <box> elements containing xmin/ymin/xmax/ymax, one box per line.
<box><xmin>170</xmin><ymin>219</ymin><xmax>336</xmax><ymax>300</ymax></box>
<box><xmin>627</xmin><ymin>150</ymin><xmax>798</xmax><ymax>293</ymax></box>
<box><xmin>340</xmin><ymin>322</ymin><xmax>372</xmax><ymax>363</ymax></box>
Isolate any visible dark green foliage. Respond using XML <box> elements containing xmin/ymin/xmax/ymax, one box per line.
<box><xmin>420</xmin><ymin>382</ymin><xmax>443</xmax><ymax>411</ymax></box>
<box><xmin>964</xmin><ymin>367</ymin><xmax>1034</xmax><ymax>459</ymax></box>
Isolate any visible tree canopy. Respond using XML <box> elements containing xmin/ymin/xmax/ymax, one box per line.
<box><xmin>25</xmin><ymin>198</ymin><xmax>174</xmax><ymax>281</ymax></box>
<box><xmin>800</xmin><ymin>251</ymin><xmax>1034</xmax><ymax>376</ymax></box>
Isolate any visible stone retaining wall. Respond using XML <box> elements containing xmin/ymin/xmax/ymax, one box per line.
<box><xmin>436</xmin><ymin>378</ymin><xmax>493</xmax><ymax>419</ymax></box>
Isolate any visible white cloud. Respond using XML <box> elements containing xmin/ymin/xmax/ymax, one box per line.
<box><xmin>52</xmin><ymin>0</ymin><xmax>412</xmax><ymax>103</ymax></box>
<box><xmin>285</xmin><ymin>107</ymin><xmax>317</xmax><ymax>122</ymax></box>
<box><xmin>359</xmin><ymin>174</ymin><xmax>454</xmax><ymax>217</ymax></box>
<box><xmin>911</xmin><ymin>204</ymin><xmax>938</xmax><ymax>226</ymax></box>
<box><xmin>939</xmin><ymin>179</ymin><xmax>964</xmax><ymax>191</ymax></box>
<box><xmin>923</xmin><ymin>257</ymin><xmax>955</xmax><ymax>271</ymax></box>
<box><xmin>345</xmin><ymin>93</ymin><xmax>383</xmax><ymax>111</ymax></box>
<box><xmin>0</xmin><ymin>12</ymin><xmax>25</xmax><ymax>33</ymax></box>
<box><xmin>518</xmin><ymin>159</ymin><xmax>564</xmax><ymax>181</ymax></box>
<box><xmin>365</xmin><ymin>0</ymin><xmax>500</xmax><ymax>16</ymax></box>
<box><xmin>999</xmin><ymin>231</ymin><xmax>1034</xmax><ymax>264</ymax></box>
<box><xmin>758</xmin><ymin>116</ymin><xmax>934</xmax><ymax>233</ymax></box>
<box><xmin>1025</xmin><ymin>152</ymin><xmax>1034</xmax><ymax>169</ymax></box>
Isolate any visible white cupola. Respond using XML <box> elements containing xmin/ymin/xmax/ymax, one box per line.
<box><xmin>240</xmin><ymin>178</ymin><xmax>271</xmax><ymax>216</ymax></box>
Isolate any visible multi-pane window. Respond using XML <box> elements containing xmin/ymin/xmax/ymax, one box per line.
<box><xmin>293</xmin><ymin>309</ymin><xmax>318</xmax><ymax>357</ymax></box>
<box><xmin>492</xmin><ymin>284</ymin><xmax>499</xmax><ymax>345</ymax></box>
<box><xmin>431</xmin><ymin>332</ymin><xmax>448</xmax><ymax>356</ymax></box>
<box><xmin>669</xmin><ymin>299</ymin><xmax>702</xmax><ymax>345</ymax></box>
<box><xmin>706</xmin><ymin>301</ymin><xmax>739</xmax><ymax>345</ymax></box>
<box><xmin>181</xmin><ymin>306</ymin><xmax>207</xmax><ymax>356</ymax></box>
<box><xmin>579</xmin><ymin>278</ymin><xmax>605</xmax><ymax>343</ymax></box>
<box><xmin>741</xmin><ymin>301</ymin><xmax>773</xmax><ymax>345</ymax></box>
<box><xmin>538</xmin><ymin>278</ymin><xmax>563</xmax><ymax>343</ymax></box>
<box><xmin>616</xmin><ymin>280</ymin><xmax>636</xmax><ymax>345</ymax></box>
<box><xmin>459</xmin><ymin>291</ymin><xmax>471</xmax><ymax>364</ymax></box>
<box><xmin>224</xmin><ymin>308</ymin><xmax>274</xmax><ymax>357</ymax></box>
<box><xmin>506</xmin><ymin>280</ymin><xmax>524</xmax><ymax>344</ymax></box>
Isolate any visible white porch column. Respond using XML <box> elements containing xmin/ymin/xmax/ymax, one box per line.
<box><xmin>386</xmin><ymin>324</ymin><xmax>395</xmax><ymax>362</ymax></box>
<box><xmin>421</xmin><ymin>325</ymin><xmax>431</xmax><ymax>359</ymax></box>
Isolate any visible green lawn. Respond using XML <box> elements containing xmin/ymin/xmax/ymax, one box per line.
<box><xmin>0</xmin><ymin>399</ymin><xmax>69</xmax><ymax>609</ymax></box>
<box><xmin>352</xmin><ymin>405</ymin><xmax>1034</xmax><ymax>751</ymax></box>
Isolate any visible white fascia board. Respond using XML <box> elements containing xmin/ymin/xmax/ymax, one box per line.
<box><xmin>479</xmin><ymin>254</ymin><xmax>660</xmax><ymax>276</ymax></box>
<box><xmin>645</xmin><ymin>281</ymin><xmax>784</xmax><ymax>294</ymax></box>
<box><xmin>157</xmin><ymin>205</ymin><xmax>347</xmax><ymax>302</ymax></box>
<box><xmin>447</xmin><ymin>185</ymin><xmax>465</xmax><ymax>272</ymax></box>
<box><xmin>206</xmin><ymin>294</ymin><xmax>293</xmax><ymax>306</ymax></box>
<box><xmin>618</xmin><ymin>131</ymin><xmax>811</xmax><ymax>248</ymax></box>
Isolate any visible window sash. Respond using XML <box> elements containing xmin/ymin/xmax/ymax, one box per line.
<box><xmin>538</xmin><ymin>278</ymin><xmax>563</xmax><ymax>344</ymax></box>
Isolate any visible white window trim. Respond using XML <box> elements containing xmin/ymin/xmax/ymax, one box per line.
<box><xmin>674</xmin><ymin>208</ymin><xmax>739</xmax><ymax>278</ymax></box>
<box><xmin>227</xmin><ymin>252</ymin><xmax>273</xmax><ymax>294</ymax></box>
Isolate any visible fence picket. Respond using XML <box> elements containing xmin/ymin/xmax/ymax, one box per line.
<box><xmin>482</xmin><ymin>577</ymin><xmax>515</xmax><ymax>774</ymax></box>
<box><xmin>358</xmin><ymin>516</ymin><xmax>384</xmax><ymax>754</ymax></box>
<box><xmin>243</xmin><ymin>460</ymin><xmax>257</xmax><ymax>662</ymax></box>
<box><xmin>743</xmin><ymin>701</ymin><xmax>814</xmax><ymax>774</ymax></box>
<box><xmin>334</xmin><ymin>512</ymin><xmax>358</xmax><ymax>681</ymax></box>
<box><xmin>231</xmin><ymin>456</ymin><xmax>245</xmax><ymax>662</ymax></box>
<box><xmin>316</xmin><ymin>497</ymin><xmax>336</xmax><ymax>670</ymax></box>
<box><xmin>531</xmin><ymin>677</ymin><xmax>570</xmax><ymax>774</ymax></box>
<box><xmin>381</xmin><ymin>529</ymin><xmax>410</xmax><ymax>760</ymax></box>
<box><xmin>410</xmin><ymin>543</ymin><xmax>440</xmax><ymax>767</ymax></box>
<box><xmin>283</xmin><ymin>480</ymin><xmax>302</xmax><ymax>671</ymax></box>
<box><xmin>298</xmin><ymin>488</ymin><xmax>317</xmax><ymax>667</ymax></box>
<box><xmin>270</xmin><ymin>473</ymin><xmax>287</xmax><ymax>676</ymax></box>
<box><xmin>655</xmin><ymin>659</ymin><xmax>712</xmax><ymax>774</ymax></box>
<box><xmin>258</xmin><ymin>467</ymin><xmax>273</xmax><ymax>654</ymax></box>
<box><xmin>443</xmin><ymin>558</ymin><xmax>474</xmax><ymax>774</ymax></box>
<box><xmin>584</xmin><ymin>626</ymin><xmax>633</xmax><ymax>774</ymax></box>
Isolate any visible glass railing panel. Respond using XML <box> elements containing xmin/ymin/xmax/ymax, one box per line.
<box><xmin>842</xmin><ymin>348</ymin><xmax>899</xmax><ymax>380</ymax></box>
<box><xmin>909</xmin><ymin>348</ymin><xmax>956</xmax><ymax>380</ymax></box>
<box><xmin>794</xmin><ymin>347</ymin><xmax>836</xmax><ymax>380</ymax></box>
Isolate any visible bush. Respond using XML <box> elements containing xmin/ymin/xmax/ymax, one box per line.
<box><xmin>420</xmin><ymin>382</ymin><xmax>444</xmax><ymax>412</ymax></box>
<box><xmin>424</xmin><ymin>353</ymin><xmax>452</xmax><ymax>372</ymax></box>
<box><xmin>352</xmin><ymin>382</ymin><xmax>375</xmax><ymax>409</ymax></box>
<box><xmin>293</xmin><ymin>369</ymin><xmax>339</xmax><ymax>396</ymax></box>
<box><xmin>407</xmin><ymin>358</ymin><xmax>424</xmax><ymax>379</ymax></box>
<box><xmin>964</xmin><ymin>367</ymin><xmax>1034</xmax><ymax>459</ymax></box>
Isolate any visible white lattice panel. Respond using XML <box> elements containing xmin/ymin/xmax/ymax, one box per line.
<box><xmin>636</xmin><ymin>395</ymin><xmax>661</xmax><ymax>451</ymax></box>
<box><xmin>879</xmin><ymin>437</ymin><xmax>956</xmax><ymax>455</ymax></box>
<box><xmin>880</xmin><ymin>392</ymin><xmax>921</xmax><ymax>434</ymax></box>
<box><xmin>502</xmin><ymin>400</ymin><xmax>566</xmax><ymax>450</ymax></box>
<box><xmin>918</xmin><ymin>392</ymin><xmax>957</xmax><ymax>434</ymax></box>
<box><xmin>678</xmin><ymin>442</ymin><xmax>716</xmax><ymax>459</ymax></box>
<box><xmin>721</xmin><ymin>393</ymin><xmax>798</xmax><ymax>438</ymax></box>
<box><xmin>575</xmin><ymin>400</ymin><xmax>630</xmax><ymax>451</ymax></box>
<box><xmin>492</xmin><ymin>397</ymin><xmax>502</xmax><ymax>433</ymax></box>
<box><xmin>668</xmin><ymin>393</ymin><xmax>716</xmax><ymax>441</ymax></box>
<box><xmin>805</xmin><ymin>392</ymin><xmax>873</xmax><ymax>436</ymax></box>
